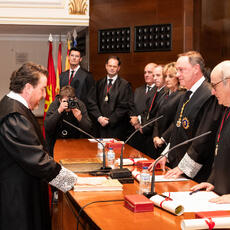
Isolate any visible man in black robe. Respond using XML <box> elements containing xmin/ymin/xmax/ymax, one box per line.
<box><xmin>191</xmin><ymin>61</ymin><xmax>230</xmax><ymax>203</ymax></box>
<box><xmin>150</xmin><ymin>51</ymin><xmax>222</xmax><ymax>182</ymax></box>
<box><xmin>89</xmin><ymin>56</ymin><xmax>134</xmax><ymax>140</ymax></box>
<box><xmin>0</xmin><ymin>62</ymin><xmax>78</xmax><ymax>230</ymax></box>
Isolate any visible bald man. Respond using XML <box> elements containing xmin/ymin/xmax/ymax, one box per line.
<box><xmin>191</xmin><ymin>61</ymin><xmax>230</xmax><ymax>203</ymax></box>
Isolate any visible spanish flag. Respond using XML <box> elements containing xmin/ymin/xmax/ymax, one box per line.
<box><xmin>43</xmin><ymin>35</ymin><xmax>56</xmax><ymax>136</ymax></box>
<box><xmin>56</xmin><ymin>41</ymin><xmax>62</xmax><ymax>94</ymax></box>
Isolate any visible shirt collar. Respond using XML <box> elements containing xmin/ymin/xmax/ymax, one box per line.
<box><xmin>107</xmin><ymin>75</ymin><xmax>118</xmax><ymax>84</ymax></box>
<box><xmin>147</xmin><ymin>83</ymin><xmax>155</xmax><ymax>88</ymax></box>
<box><xmin>157</xmin><ymin>85</ymin><xmax>165</xmax><ymax>92</ymax></box>
<box><xmin>189</xmin><ymin>76</ymin><xmax>205</xmax><ymax>97</ymax></box>
<box><xmin>70</xmin><ymin>65</ymin><xmax>80</xmax><ymax>73</ymax></box>
<box><xmin>7</xmin><ymin>91</ymin><xmax>29</xmax><ymax>108</ymax></box>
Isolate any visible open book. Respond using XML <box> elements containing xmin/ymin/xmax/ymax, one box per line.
<box><xmin>74</xmin><ymin>177</ymin><xmax>123</xmax><ymax>192</ymax></box>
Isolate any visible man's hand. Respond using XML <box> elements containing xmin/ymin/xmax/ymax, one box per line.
<box><xmin>191</xmin><ymin>182</ymin><xmax>214</xmax><ymax>193</ymax></box>
<box><xmin>130</xmin><ymin>116</ymin><xmax>139</xmax><ymax>126</ymax></box>
<box><xmin>209</xmin><ymin>194</ymin><xmax>230</xmax><ymax>204</ymax></box>
<box><xmin>72</xmin><ymin>108</ymin><xmax>82</xmax><ymax>121</ymax></box>
<box><xmin>164</xmin><ymin>166</ymin><xmax>183</xmax><ymax>179</ymax></box>
<box><xmin>98</xmin><ymin>116</ymin><xmax>109</xmax><ymax>127</ymax></box>
<box><xmin>148</xmin><ymin>156</ymin><xmax>167</xmax><ymax>172</ymax></box>
<box><xmin>58</xmin><ymin>99</ymin><xmax>68</xmax><ymax>113</ymax></box>
<box><xmin>153</xmin><ymin>136</ymin><xmax>164</xmax><ymax>148</ymax></box>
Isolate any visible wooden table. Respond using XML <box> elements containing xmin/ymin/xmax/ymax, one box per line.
<box><xmin>54</xmin><ymin>139</ymin><xmax>196</xmax><ymax>230</ymax></box>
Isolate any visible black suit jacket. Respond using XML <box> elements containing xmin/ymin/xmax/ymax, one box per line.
<box><xmin>59</xmin><ymin>67</ymin><xmax>95</xmax><ymax>107</ymax></box>
<box><xmin>90</xmin><ymin>76</ymin><xmax>134</xmax><ymax>140</ymax></box>
<box><xmin>134</xmin><ymin>85</ymin><xmax>154</xmax><ymax>115</ymax></box>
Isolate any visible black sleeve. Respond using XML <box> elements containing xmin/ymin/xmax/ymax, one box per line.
<box><xmin>0</xmin><ymin>113</ymin><xmax>61</xmax><ymax>182</ymax></box>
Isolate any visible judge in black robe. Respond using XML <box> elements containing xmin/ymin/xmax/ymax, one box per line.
<box><xmin>167</xmin><ymin>80</ymin><xmax>222</xmax><ymax>182</ymax></box>
<box><xmin>0</xmin><ymin>63</ymin><xmax>78</xmax><ymax>230</ymax></box>
<box><xmin>191</xmin><ymin>61</ymin><xmax>230</xmax><ymax>200</ymax></box>
<box><xmin>91</xmin><ymin>75</ymin><xmax>133</xmax><ymax>140</ymax></box>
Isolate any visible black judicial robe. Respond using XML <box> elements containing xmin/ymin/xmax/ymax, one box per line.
<box><xmin>168</xmin><ymin>81</ymin><xmax>223</xmax><ymax>182</ymax></box>
<box><xmin>134</xmin><ymin>84</ymin><xmax>154</xmax><ymax>114</ymax></box>
<box><xmin>90</xmin><ymin>76</ymin><xmax>133</xmax><ymax>140</ymax></box>
<box><xmin>0</xmin><ymin>96</ymin><xmax>61</xmax><ymax>230</ymax></box>
<box><xmin>152</xmin><ymin>90</ymin><xmax>185</xmax><ymax>153</ymax></box>
<box><xmin>208</xmin><ymin>107</ymin><xmax>230</xmax><ymax>195</ymax></box>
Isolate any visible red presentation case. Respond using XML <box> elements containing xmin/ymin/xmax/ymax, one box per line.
<box><xmin>124</xmin><ymin>194</ymin><xmax>154</xmax><ymax>213</ymax></box>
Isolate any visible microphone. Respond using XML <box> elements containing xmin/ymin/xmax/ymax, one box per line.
<box><xmin>143</xmin><ymin>131</ymin><xmax>211</xmax><ymax>198</ymax></box>
<box><xmin>63</xmin><ymin>119</ymin><xmax>111</xmax><ymax>174</ymax></box>
<box><xmin>110</xmin><ymin>115</ymin><xmax>164</xmax><ymax>183</ymax></box>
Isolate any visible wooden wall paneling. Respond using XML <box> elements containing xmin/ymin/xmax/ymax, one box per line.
<box><xmin>89</xmin><ymin>0</ymin><xmax>193</xmax><ymax>89</ymax></box>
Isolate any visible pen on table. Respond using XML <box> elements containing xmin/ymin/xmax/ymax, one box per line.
<box><xmin>189</xmin><ymin>189</ymin><xmax>202</xmax><ymax>195</ymax></box>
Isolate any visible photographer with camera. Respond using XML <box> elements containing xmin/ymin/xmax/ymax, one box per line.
<box><xmin>44</xmin><ymin>85</ymin><xmax>92</xmax><ymax>156</ymax></box>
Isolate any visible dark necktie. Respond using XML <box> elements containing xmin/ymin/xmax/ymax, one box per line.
<box><xmin>146</xmin><ymin>86</ymin><xmax>151</xmax><ymax>93</ymax></box>
<box><xmin>108</xmin><ymin>79</ymin><xmax>113</xmax><ymax>87</ymax></box>
<box><xmin>183</xmin><ymin>90</ymin><xmax>192</xmax><ymax>102</ymax></box>
<box><xmin>69</xmin><ymin>70</ymin><xmax>74</xmax><ymax>82</ymax></box>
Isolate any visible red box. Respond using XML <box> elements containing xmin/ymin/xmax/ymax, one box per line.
<box><xmin>136</xmin><ymin>160</ymin><xmax>161</xmax><ymax>170</ymax></box>
<box><xmin>105</xmin><ymin>141</ymin><xmax>123</xmax><ymax>150</ymax></box>
<box><xmin>195</xmin><ymin>211</ymin><xmax>230</xmax><ymax>219</ymax></box>
<box><xmin>124</xmin><ymin>194</ymin><xmax>154</xmax><ymax>213</ymax></box>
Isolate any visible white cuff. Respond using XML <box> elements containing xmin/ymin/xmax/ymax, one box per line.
<box><xmin>178</xmin><ymin>153</ymin><xmax>202</xmax><ymax>178</ymax></box>
<box><xmin>161</xmin><ymin>143</ymin><xmax>170</xmax><ymax>157</ymax></box>
<box><xmin>49</xmin><ymin>166</ymin><xmax>78</xmax><ymax>193</ymax></box>
<box><xmin>161</xmin><ymin>137</ymin><xmax>167</xmax><ymax>145</ymax></box>
<box><xmin>138</xmin><ymin>115</ymin><xmax>142</xmax><ymax>124</ymax></box>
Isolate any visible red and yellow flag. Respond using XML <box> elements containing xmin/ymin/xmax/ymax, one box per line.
<box><xmin>44</xmin><ymin>40</ymin><xmax>56</xmax><ymax>136</ymax></box>
<box><xmin>65</xmin><ymin>39</ymin><xmax>71</xmax><ymax>71</ymax></box>
<box><xmin>56</xmin><ymin>41</ymin><xmax>62</xmax><ymax>94</ymax></box>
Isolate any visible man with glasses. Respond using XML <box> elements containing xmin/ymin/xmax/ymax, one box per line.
<box><xmin>191</xmin><ymin>61</ymin><xmax>230</xmax><ymax>203</ymax></box>
<box><xmin>150</xmin><ymin>51</ymin><xmax>223</xmax><ymax>183</ymax></box>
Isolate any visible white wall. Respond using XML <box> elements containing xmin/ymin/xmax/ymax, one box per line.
<box><xmin>0</xmin><ymin>34</ymin><xmax>68</xmax><ymax>116</ymax></box>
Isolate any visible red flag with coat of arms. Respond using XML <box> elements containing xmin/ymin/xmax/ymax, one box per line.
<box><xmin>43</xmin><ymin>35</ymin><xmax>56</xmax><ymax>136</ymax></box>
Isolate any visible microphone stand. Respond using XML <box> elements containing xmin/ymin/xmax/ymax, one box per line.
<box><xmin>143</xmin><ymin>131</ymin><xmax>211</xmax><ymax>198</ymax></box>
<box><xmin>110</xmin><ymin>115</ymin><xmax>163</xmax><ymax>183</ymax></box>
<box><xmin>63</xmin><ymin>119</ymin><xmax>111</xmax><ymax>174</ymax></box>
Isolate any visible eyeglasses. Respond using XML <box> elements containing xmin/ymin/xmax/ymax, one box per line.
<box><xmin>211</xmin><ymin>77</ymin><xmax>230</xmax><ymax>90</ymax></box>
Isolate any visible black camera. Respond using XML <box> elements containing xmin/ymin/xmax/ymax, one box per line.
<box><xmin>67</xmin><ymin>98</ymin><xmax>78</xmax><ymax>109</ymax></box>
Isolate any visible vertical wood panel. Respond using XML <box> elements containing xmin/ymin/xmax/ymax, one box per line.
<box><xmin>89</xmin><ymin>0</ymin><xmax>193</xmax><ymax>88</ymax></box>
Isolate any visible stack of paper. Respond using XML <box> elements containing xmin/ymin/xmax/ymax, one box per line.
<box><xmin>132</xmin><ymin>170</ymin><xmax>188</xmax><ymax>182</ymax></box>
<box><xmin>74</xmin><ymin>177</ymin><xmax>123</xmax><ymax>192</ymax></box>
<box><xmin>163</xmin><ymin>191</ymin><xmax>230</xmax><ymax>212</ymax></box>
<box><xmin>115</xmin><ymin>158</ymin><xmax>148</xmax><ymax>166</ymax></box>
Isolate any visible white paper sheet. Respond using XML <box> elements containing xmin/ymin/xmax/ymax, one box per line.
<box><xmin>163</xmin><ymin>191</ymin><xmax>230</xmax><ymax>212</ymax></box>
<box><xmin>115</xmin><ymin>158</ymin><xmax>148</xmax><ymax>166</ymax></box>
<box><xmin>131</xmin><ymin>170</ymin><xmax>188</xmax><ymax>182</ymax></box>
<box><xmin>88</xmin><ymin>138</ymin><xmax>115</xmax><ymax>143</ymax></box>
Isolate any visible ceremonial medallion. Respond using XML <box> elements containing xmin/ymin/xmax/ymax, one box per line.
<box><xmin>104</xmin><ymin>95</ymin><xmax>109</xmax><ymax>102</ymax></box>
<box><xmin>176</xmin><ymin>120</ymin><xmax>181</xmax><ymax>127</ymax></box>
<box><xmin>215</xmin><ymin>144</ymin><xmax>218</xmax><ymax>156</ymax></box>
<box><xmin>146</xmin><ymin>113</ymin><xmax>150</xmax><ymax>120</ymax></box>
<box><xmin>182</xmin><ymin>117</ymin><xmax>189</xmax><ymax>129</ymax></box>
